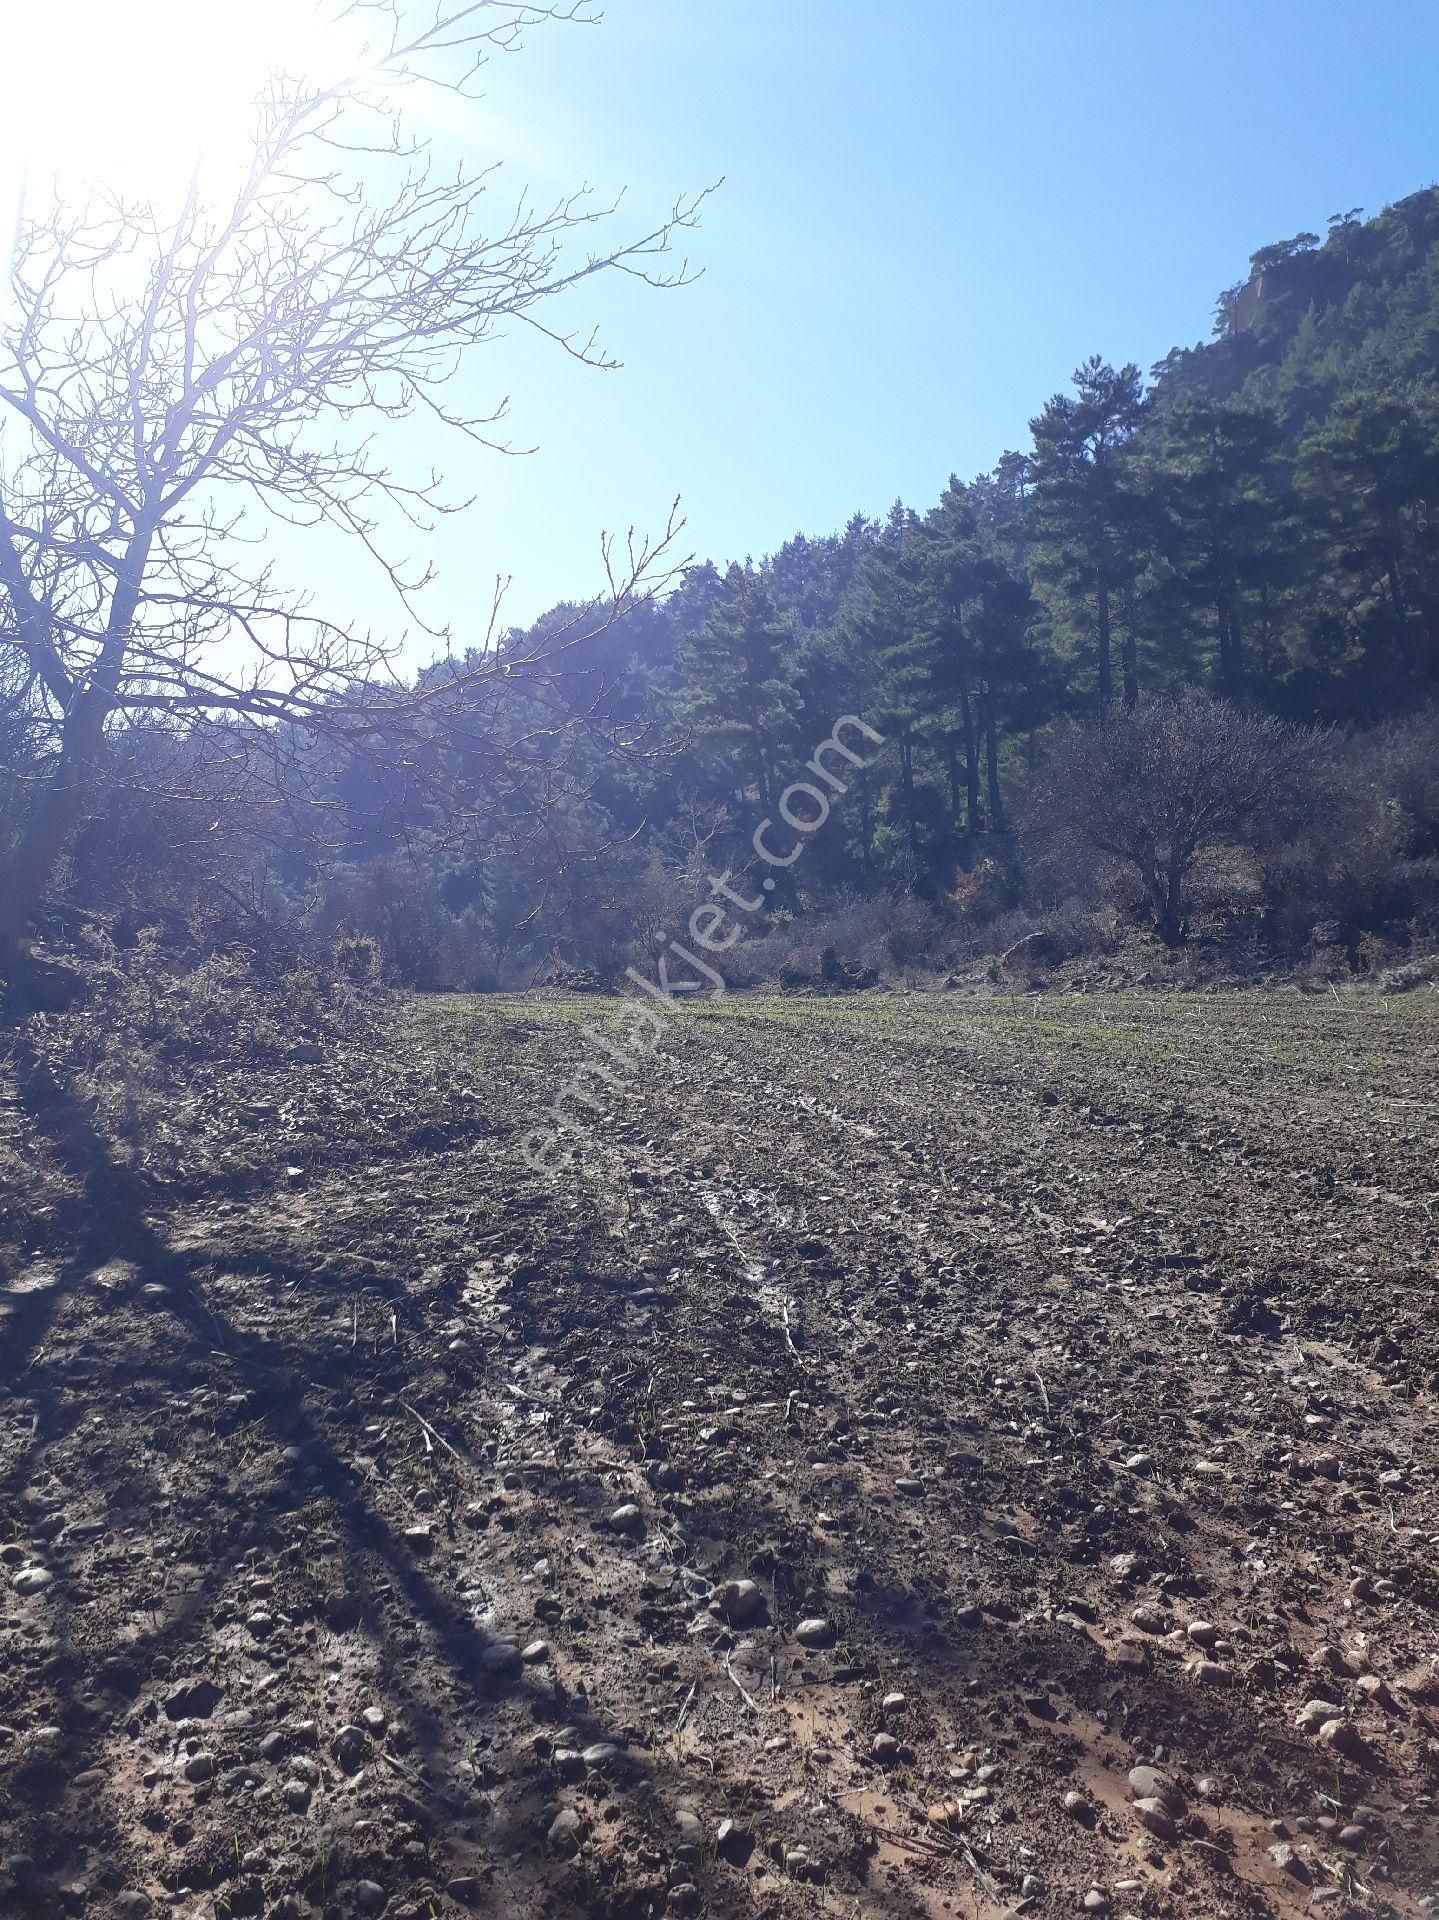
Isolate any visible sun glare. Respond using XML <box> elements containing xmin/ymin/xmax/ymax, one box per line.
<box><xmin>0</xmin><ymin>0</ymin><xmax>341</xmax><ymax>204</ymax></box>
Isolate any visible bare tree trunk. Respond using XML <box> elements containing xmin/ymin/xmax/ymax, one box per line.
<box><xmin>1227</xmin><ymin>590</ymin><xmax>1244</xmax><ymax>695</ymax></box>
<box><xmin>899</xmin><ymin>737</ymin><xmax>919</xmax><ymax>865</ymax></box>
<box><xmin>0</xmin><ymin>533</ymin><xmax>151</xmax><ymax>981</ymax></box>
<box><xmin>945</xmin><ymin>738</ymin><xmax>962</xmax><ymax>823</ymax></box>
<box><xmin>743</xmin><ymin>683</ymin><xmax>774</xmax><ymax>815</ymax></box>
<box><xmin>984</xmin><ymin>690</ymin><xmax>1004</xmax><ymax>830</ymax></box>
<box><xmin>1150</xmin><ymin>859</ymin><xmax>1186</xmax><ymax>947</ymax></box>
<box><xmin>1096</xmin><ymin>574</ymin><xmax>1114</xmax><ymax>716</ymax></box>
<box><xmin>1257</xmin><ymin>581</ymin><xmax>1278</xmax><ymax>694</ymax></box>
<box><xmin>0</xmin><ymin>749</ymin><xmax>91</xmax><ymax>977</ymax></box>
<box><xmin>1121</xmin><ymin>625</ymin><xmax>1139</xmax><ymax>710</ymax></box>
<box><xmin>1214</xmin><ymin>582</ymin><xmax>1245</xmax><ymax>700</ymax></box>
<box><xmin>960</xmin><ymin>680</ymin><xmax>980</xmax><ymax>832</ymax></box>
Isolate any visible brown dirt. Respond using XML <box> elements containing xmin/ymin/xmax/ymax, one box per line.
<box><xmin>2</xmin><ymin>987</ymin><xmax>1437</xmax><ymax>1920</ymax></box>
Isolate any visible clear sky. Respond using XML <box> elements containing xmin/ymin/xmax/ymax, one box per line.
<box><xmin>4</xmin><ymin>0</ymin><xmax>1439</xmax><ymax>649</ymax></box>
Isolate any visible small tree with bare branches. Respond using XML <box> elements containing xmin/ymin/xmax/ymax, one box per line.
<box><xmin>1029</xmin><ymin>690</ymin><xmax>1322</xmax><ymax>946</ymax></box>
<box><xmin>0</xmin><ymin>0</ymin><xmax>705</xmax><ymax>981</ymax></box>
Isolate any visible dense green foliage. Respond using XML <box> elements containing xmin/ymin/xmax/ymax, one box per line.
<box><xmin>445</xmin><ymin>191</ymin><xmax>1439</xmax><ymax>963</ymax></box>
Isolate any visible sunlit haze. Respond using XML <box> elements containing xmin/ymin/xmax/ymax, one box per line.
<box><xmin>0</xmin><ymin>0</ymin><xmax>342</xmax><ymax>199</ymax></box>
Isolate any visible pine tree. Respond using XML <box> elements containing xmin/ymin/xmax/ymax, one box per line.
<box><xmin>1295</xmin><ymin>386</ymin><xmax>1439</xmax><ymax>688</ymax></box>
<box><xmin>680</xmin><ymin>564</ymin><xmax>799</xmax><ymax>815</ymax></box>
<box><xmin>844</xmin><ymin>516</ymin><xmax>932</xmax><ymax>869</ymax></box>
<box><xmin>1028</xmin><ymin>358</ymin><xmax>1149</xmax><ymax>713</ymax></box>
<box><xmin>1151</xmin><ymin>398</ymin><xmax>1289</xmax><ymax>699</ymax></box>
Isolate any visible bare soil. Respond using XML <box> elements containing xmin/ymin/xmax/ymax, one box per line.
<box><xmin>2</xmin><ymin>987</ymin><xmax>1438</xmax><ymax>1920</ymax></box>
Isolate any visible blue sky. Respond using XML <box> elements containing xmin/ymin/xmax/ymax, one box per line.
<box><xmin>412</xmin><ymin>0</ymin><xmax>1439</xmax><ymax>637</ymax></box>
<box><xmin>5</xmin><ymin>0</ymin><xmax>1438</xmax><ymax>650</ymax></box>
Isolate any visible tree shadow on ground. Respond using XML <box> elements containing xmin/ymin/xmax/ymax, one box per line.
<box><xmin>0</xmin><ymin>1062</ymin><xmax>643</xmax><ymax>1919</ymax></box>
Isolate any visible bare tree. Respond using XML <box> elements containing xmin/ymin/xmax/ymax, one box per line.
<box><xmin>0</xmin><ymin>0</ymin><xmax>706</xmax><ymax>979</ymax></box>
<box><xmin>1030</xmin><ymin>690</ymin><xmax>1320</xmax><ymax>946</ymax></box>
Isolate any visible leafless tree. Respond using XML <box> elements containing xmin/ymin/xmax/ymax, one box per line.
<box><xmin>1029</xmin><ymin>690</ymin><xmax>1321</xmax><ymax>946</ymax></box>
<box><xmin>0</xmin><ymin>0</ymin><xmax>708</xmax><ymax>979</ymax></box>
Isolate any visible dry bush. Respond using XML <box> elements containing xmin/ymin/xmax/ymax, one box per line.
<box><xmin>28</xmin><ymin>933</ymin><xmax>379</xmax><ymax>1170</ymax></box>
<box><xmin>1025</xmin><ymin>691</ymin><xmax>1324</xmax><ymax>948</ymax></box>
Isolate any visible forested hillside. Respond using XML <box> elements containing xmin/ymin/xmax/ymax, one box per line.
<box><xmin>11</xmin><ymin>191</ymin><xmax>1439</xmax><ymax>988</ymax></box>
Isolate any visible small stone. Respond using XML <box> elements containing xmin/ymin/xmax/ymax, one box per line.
<box><xmin>1130</xmin><ymin>1603</ymin><xmax>1166</xmax><ymax>1634</ymax></box>
<box><xmin>582</xmin><ymin>1741</ymin><xmax>620</xmax><ymax>1768</ymax></box>
<box><xmin>552</xmin><ymin>1748</ymin><xmax>584</xmax><ymax>1780</ymax></box>
<box><xmin>927</xmin><ymin>1799</ymin><xmax>961</xmax><ymax>1828</ymax></box>
<box><xmin>1187</xmin><ymin>1659</ymin><xmax>1229</xmax><ymax>1688</ymax></box>
<box><xmin>1082</xmin><ymin>1893</ymin><xmax>1110</xmax><ymax>1915</ymax></box>
<box><xmin>520</xmin><ymin>1639</ymin><xmax>549</xmax><ymax>1664</ymax></box>
<box><xmin>674</xmin><ymin>1808</ymin><xmax>703</xmax><ymax>1846</ymax></box>
<box><xmin>1337</xmin><ymin>1824</ymin><xmax>1368</xmax><ymax>1850</ymax></box>
<box><xmin>184</xmin><ymin>1751</ymin><xmax>216</xmax><ymax>1784</ymax></box>
<box><xmin>165</xmin><ymin>1679</ymin><xmax>222</xmax><ymax>1722</ymax></box>
<box><xmin>1133</xmin><ymin>1796</ymin><xmax>1177</xmax><ymax>1841</ymax></box>
<box><xmin>608</xmin><ymin>1503</ymin><xmax>643</xmax><ymax>1534</ymax></box>
<box><xmin>1127</xmin><ymin>1765</ymin><xmax>1184</xmax><ymax>1811</ymax></box>
<box><xmin>712</xmin><ymin>1578</ymin><xmax>765</xmax><ymax>1625</ymax></box>
<box><xmin>871</xmin><ymin>1732</ymin><xmax>898</xmax><ymax>1762</ymax></box>
<box><xmin>331</xmin><ymin>1725</ymin><xmax>369</xmax><ymax>1773</ymax></box>
<box><xmin>360</xmin><ymin>1706</ymin><xmax>387</xmax><ymax>1734</ymax></box>
<box><xmin>715</xmin><ymin>1816</ymin><xmax>749</xmax><ymax>1860</ymax></box>
<box><xmin>895</xmin><ymin>1477</ymin><xmax>926</xmax><ymax>1497</ymax></box>
<box><xmin>353</xmin><ymin>1880</ymin><xmax>385</xmax><ymax>1913</ymax></box>
<box><xmin>1125</xmin><ymin>1452</ymin><xmax>1154</xmax><ymax>1473</ymax></box>
<box><xmin>1295</xmin><ymin>1697</ymin><xmax>1337</xmax><ymax>1732</ymax></box>
<box><xmin>548</xmin><ymin>1807</ymin><xmax>584</xmax><ymax>1853</ymax></box>
<box><xmin>1267</xmin><ymin>1841</ymin><xmax>1309</xmax><ymax>1881</ymax></box>
<box><xmin>1312</xmin><ymin>1641</ymin><xmax>1356</xmax><ymax>1677</ymax></box>
<box><xmin>795</xmin><ymin>1617</ymin><xmax>834</xmax><ymax>1649</ymax></box>
<box><xmin>282</xmin><ymin>1778</ymin><xmax>312</xmax><ymax>1811</ymax></box>
<box><xmin>245</xmin><ymin>1610</ymin><xmax>274</xmax><ymax>1638</ymax></box>
<box><xmin>1319</xmin><ymin>1718</ymin><xmax>1375</xmax><ymax>1767</ymax></box>
<box><xmin>403</xmin><ymin>1525</ymin><xmax>433</xmax><ymax>1552</ymax></box>
<box><xmin>1185</xmin><ymin>1620</ymin><xmax>1219</xmax><ymax>1648</ymax></box>
<box><xmin>479</xmin><ymin>1642</ymin><xmax>521</xmax><ymax>1677</ymax></box>
<box><xmin>881</xmin><ymin>1691</ymin><xmax>906</xmax><ymax>1714</ymax></box>
<box><xmin>1062</xmin><ymin>1790</ymin><xmax>1094</xmax><ymax>1825</ymax></box>
<box><xmin>12</xmin><ymin>1568</ymin><xmax>52</xmax><ymax>1596</ymax></box>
